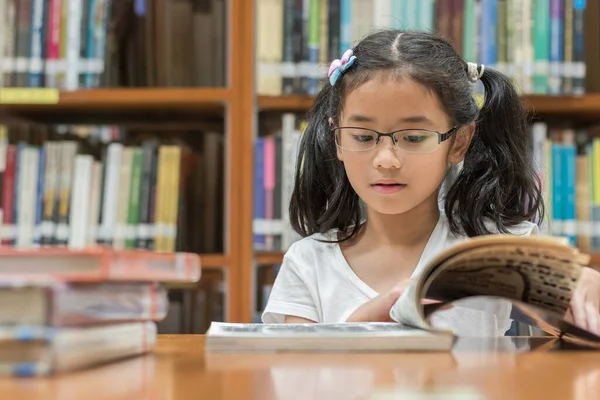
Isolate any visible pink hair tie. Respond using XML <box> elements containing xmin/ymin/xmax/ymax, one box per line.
<box><xmin>328</xmin><ymin>49</ymin><xmax>357</xmax><ymax>86</ymax></box>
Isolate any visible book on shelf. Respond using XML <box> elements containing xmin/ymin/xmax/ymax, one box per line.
<box><xmin>256</xmin><ymin>0</ymin><xmax>593</xmax><ymax>96</ymax></box>
<box><xmin>207</xmin><ymin>234</ymin><xmax>600</xmax><ymax>353</ymax></box>
<box><xmin>253</xmin><ymin>113</ymin><xmax>305</xmax><ymax>254</ymax></box>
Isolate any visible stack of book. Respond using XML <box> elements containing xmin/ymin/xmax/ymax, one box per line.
<box><xmin>0</xmin><ymin>247</ymin><xmax>201</xmax><ymax>376</ymax></box>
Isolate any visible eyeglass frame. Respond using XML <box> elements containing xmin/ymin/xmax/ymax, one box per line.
<box><xmin>331</xmin><ymin>125</ymin><xmax>461</xmax><ymax>153</ymax></box>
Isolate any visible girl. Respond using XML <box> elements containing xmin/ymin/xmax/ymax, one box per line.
<box><xmin>262</xmin><ymin>29</ymin><xmax>600</xmax><ymax>336</ymax></box>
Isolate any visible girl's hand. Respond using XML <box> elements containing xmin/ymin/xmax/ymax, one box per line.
<box><xmin>345</xmin><ymin>279</ymin><xmax>451</xmax><ymax>323</ymax></box>
<box><xmin>346</xmin><ymin>280</ymin><xmax>411</xmax><ymax>323</ymax></box>
<box><xmin>566</xmin><ymin>267</ymin><xmax>600</xmax><ymax>336</ymax></box>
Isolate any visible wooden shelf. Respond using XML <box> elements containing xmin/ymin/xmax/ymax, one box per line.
<box><xmin>0</xmin><ymin>88</ymin><xmax>231</xmax><ymax>124</ymax></box>
<box><xmin>258</xmin><ymin>95</ymin><xmax>314</xmax><ymax>112</ymax></box>
<box><xmin>258</xmin><ymin>94</ymin><xmax>600</xmax><ymax>123</ymax></box>
<box><xmin>256</xmin><ymin>251</ymin><xmax>284</xmax><ymax>265</ymax></box>
<box><xmin>200</xmin><ymin>253</ymin><xmax>231</xmax><ymax>268</ymax></box>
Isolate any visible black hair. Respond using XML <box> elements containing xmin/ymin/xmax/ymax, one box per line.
<box><xmin>289</xmin><ymin>29</ymin><xmax>544</xmax><ymax>241</ymax></box>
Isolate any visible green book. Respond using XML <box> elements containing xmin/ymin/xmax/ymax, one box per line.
<box><xmin>126</xmin><ymin>148</ymin><xmax>143</xmax><ymax>249</ymax></box>
<box><xmin>533</xmin><ymin>0</ymin><xmax>550</xmax><ymax>93</ymax></box>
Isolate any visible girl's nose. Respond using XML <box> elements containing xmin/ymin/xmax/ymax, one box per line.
<box><xmin>372</xmin><ymin>137</ymin><xmax>401</xmax><ymax>169</ymax></box>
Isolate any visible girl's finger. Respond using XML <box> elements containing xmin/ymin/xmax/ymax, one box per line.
<box><xmin>570</xmin><ymin>295</ymin><xmax>587</xmax><ymax>331</ymax></box>
<box><xmin>585</xmin><ymin>302</ymin><xmax>600</xmax><ymax>335</ymax></box>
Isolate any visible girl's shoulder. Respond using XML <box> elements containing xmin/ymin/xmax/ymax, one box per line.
<box><xmin>441</xmin><ymin>212</ymin><xmax>539</xmax><ymax>243</ymax></box>
<box><xmin>283</xmin><ymin>230</ymin><xmax>340</xmax><ymax>265</ymax></box>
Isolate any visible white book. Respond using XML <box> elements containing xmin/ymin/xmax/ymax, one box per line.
<box><xmin>65</xmin><ymin>0</ymin><xmax>82</xmax><ymax>90</ymax></box>
<box><xmin>16</xmin><ymin>147</ymin><xmax>39</xmax><ymax>247</ymax></box>
<box><xmin>206</xmin><ymin>321</ymin><xmax>454</xmax><ymax>353</ymax></box>
<box><xmin>86</xmin><ymin>161</ymin><xmax>103</xmax><ymax>245</ymax></box>
<box><xmin>98</xmin><ymin>143</ymin><xmax>122</xmax><ymax>244</ymax></box>
<box><xmin>68</xmin><ymin>155</ymin><xmax>93</xmax><ymax>249</ymax></box>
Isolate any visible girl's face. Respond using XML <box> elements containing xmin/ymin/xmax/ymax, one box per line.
<box><xmin>336</xmin><ymin>74</ymin><xmax>474</xmax><ymax>216</ymax></box>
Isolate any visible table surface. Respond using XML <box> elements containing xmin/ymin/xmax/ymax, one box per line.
<box><xmin>1</xmin><ymin>334</ymin><xmax>600</xmax><ymax>399</ymax></box>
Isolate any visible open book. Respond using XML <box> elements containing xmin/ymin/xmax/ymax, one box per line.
<box><xmin>389</xmin><ymin>234</ymin><xmax>600</xmax><ymax>348</ymax></box>
<box><xmin>206</xmin><ymin>235</ymin><xmax>600</xmax><ymax>352</ymax></box>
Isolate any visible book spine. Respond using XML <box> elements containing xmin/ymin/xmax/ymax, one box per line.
<box><xmin>68</xmin><ymin>155</ymin><xmax>93</xmax><ymax>249</ymax></box>
<box><xmin>56</xmin><ymin>142</ymin><xmax>77</xmax><ymax>245</ymax></box>
<box><xmin>253</xmin><ymin>139</ymin><xmax>265</xmax><ymax>249</ymax></box>
<box><xmin>28</xmin><ymin>0</ymin><xmax>46</xmax><ymax>87</ymax></box>
<box><xmin>1</xmin><ymin>146</ymin><xmax>16</xmax><ymax>246</ymax></box>
<box><xmin>339</xmin><ymin>0</ymin><xmax>351</xmax><ymax>53</ymax></box>
<box><xmin>65</xmin><ymin>0</ymin><xmax>82</xmax><ymax>90</ymax></box>
<box><xmin>97</xmin><ymin>142</ymin><xmax>122</xmax><ymax>246</ymax></box>
<box><xmin>113</xmin><ymin>147</ymin><xmax>133</xmax><ymax>250</ymax></box>
<box><xmin>307</xmin><ymin>0</ymin><xmax>320</xmax><ymax>94</ymax></box>
<box><xmin>533</xmin><ymin>0</ymin><xmax>550</xmax><ymax>93</ymax></box>
<box><xmin>549</xmin><ymin>0</ymin><xmax>564</xmax><ymax>94</ymax></box>
<box><xmin>16</xmin><ymin>147</ymin><xmax>39</xmax><ymax>247</ymax></box>
<box><xmin>33</xmin><ymin>146</ymin><xmax>45</xmax><ymax>245</ymax></box>
<box><xmin>45</xmin><ymin>0</ymin><xmax>62</xmax><ymax>88</ymax></box>
<box><xmin>572</xmin><ymin>0</ymin><xmax>586</xmax><ymax>95</ymax></box>
<box><xmin>146</xmin><ymin>145</ymin><xmax>158</xmax><ymax>251</ymax></box>
<box><xmin>86</xmin><ymin>161</ymin><xmax>102</xmax><ymax>246</ymax></box>
<box><xmin>0</xmin><ymin>128</ymin><xmax>7</xmax><ymax>240</ymax></box>
<box><xmin>282</xmin><ymin>0</ymin><xmax>295</xmax><ymax>94</ymax></box>
<box><xmin>136</xmin><ymin>142</ymin><xmax>153</xmax><ymax>249</ymax></box>
<box><xmin>126</xmin><ymin>148</ymin><xmax>143</xmax><ymax>249</ymax></box>
<box><xmin>2</xmin><ymin>0</ymin><xmax>17</xmax><ymax>87</ymax></box>
<box><xmin>40</xmin><ymin>142</ymin><xmax>56</xmax><ymax>245</ymax></box>
<box><xmin>165</xmin><ymin>147</ymin><xmax>181</xmax><ymax>253</ymax></box>
<box><xmin>81</xmin><ymin>0</ymin><xmax>96</xmax><ymax>87</ymax></box>
<box><xmin>563</xmin><ymin>0</ymin><xmax>574</xmax><ymax>94</ymax></box>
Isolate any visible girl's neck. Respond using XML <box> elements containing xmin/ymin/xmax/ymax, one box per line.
<box><xmin>361</xmin><ymin>195</ymin><xmax>441</xmax><ymax>248</ymax></box>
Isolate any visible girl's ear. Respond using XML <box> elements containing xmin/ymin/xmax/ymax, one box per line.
<box><xmin>448</xmin><ymin>122</ymin><xmax>475</xmax><ymax>164</ymax></box>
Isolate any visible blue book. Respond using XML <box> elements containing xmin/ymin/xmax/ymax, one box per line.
<box><xmin>34</xmin><ymin>146</ymin><xmax>45</xmax><ymax>245</ymax></box>
<box><xmin>254</xmin><ymin>139</ymin><xmax>265</xmax><ymax>249</ymax></box>
<box><xmin>28</xmin><ymin>0</ymin><xmax>46</xmax><ymax>87</ymax></box>
<box><xmin>339</xmin><ymin>0</ymin><xmax>352</xmax><ymax>53</ymax></box>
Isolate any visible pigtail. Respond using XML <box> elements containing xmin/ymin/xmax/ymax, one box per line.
<box><xmin>289</xmin><ymin>84</ymin><xmax>362</xmax><ymax>240</ymax></box>
<box><xmin>445</xmin><ymin>67</ymin><xmax>545</xmax><ymax>237</ymax></box>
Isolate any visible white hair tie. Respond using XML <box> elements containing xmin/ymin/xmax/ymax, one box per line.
<box><xmin>467</xmin><ymin>62</ymin><xmax>485</xmax><ymax>83</ymax></box>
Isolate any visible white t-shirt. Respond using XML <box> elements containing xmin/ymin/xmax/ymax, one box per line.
<box><xmin>261</xmin><ymin>213</ymin><xmax>538</xmax><ymax>337</ymax></box>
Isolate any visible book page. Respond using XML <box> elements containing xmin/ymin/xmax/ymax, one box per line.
<box><xmin>389</xmin><ymin>235</ymin><xmax>590</xmax><ymax>335</ymax></box>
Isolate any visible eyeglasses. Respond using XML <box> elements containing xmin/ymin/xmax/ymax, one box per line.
<box><xmin>332</xmin><ymin>126</ymin><xmax>459</xmax><ymax>153</ymax></box>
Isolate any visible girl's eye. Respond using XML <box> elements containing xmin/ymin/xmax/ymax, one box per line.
<box><xmin>352</xmin><ymin>135</ymin><xmax>375</xmax><ymax>143</ymax></box>
<box><xmin>402</xmin><ymin>135</ymin><xmax>428</xmax><ymax>143</ymax></box>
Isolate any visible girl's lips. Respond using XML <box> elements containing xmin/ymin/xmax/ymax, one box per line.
<box><xmin>371</xmin><ymin>183</ymin><xmax>406</xmax><ymax>194</ymax></box>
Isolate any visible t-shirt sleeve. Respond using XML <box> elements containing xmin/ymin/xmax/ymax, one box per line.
<box><xmin>261</xmin><ymin>255</ymin><xmax>320</xmax><ymax>323</ymax></box>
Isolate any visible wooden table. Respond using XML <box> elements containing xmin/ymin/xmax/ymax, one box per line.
<box><xmin>1</xmin><ymin>335</ymin><xmax>600</xmax><ymax>399</ymax></box>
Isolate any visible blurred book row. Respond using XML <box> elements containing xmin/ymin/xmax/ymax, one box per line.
<box><xmin>0</xmin><ymin>123</ymin><xmax>225</xmax><ymax>253</ymax></box>
<box><xmin>0</xmin><ymin>0</ymin><xmax>226</xmax><ymax>90</ymax></box>
<box><xmin>534</xmin><ymin>122</ymin><xmax>600</xmax><ymax>254</ymax></box>
<box><xmin>257</xmin><ymin>0</ymin><xmax>593</xmax><ymax>96</ymax></box>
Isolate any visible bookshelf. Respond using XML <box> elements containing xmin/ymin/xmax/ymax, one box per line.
<box><xmin>0</xmin><ymin>0</ymin><xmax>254</xmax><ymax>325</ymax></box>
